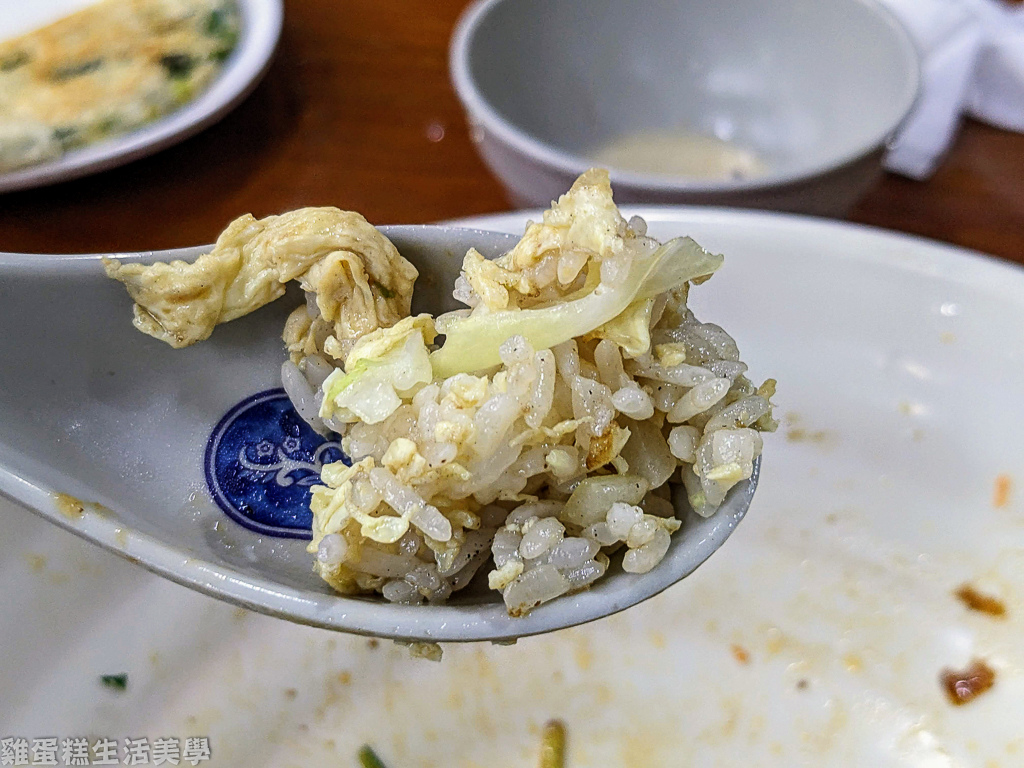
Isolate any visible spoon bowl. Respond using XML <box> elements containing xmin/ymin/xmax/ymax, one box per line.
<box><xmin>0</xmin><ymin>226</ymin><xmax>758</xmax><ymax>642</ymax></box>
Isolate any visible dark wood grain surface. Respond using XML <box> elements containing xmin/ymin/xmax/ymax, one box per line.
<box><xmin>2</xmin><ymin>0</ymin><xmax>1022</xmax><ymax>264</ymax></box>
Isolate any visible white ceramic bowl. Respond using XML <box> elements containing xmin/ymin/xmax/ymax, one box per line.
<box><xmin>450</xmin><ymin>0</ymin><xmax>920</xmax><ymax>216</ymax></box>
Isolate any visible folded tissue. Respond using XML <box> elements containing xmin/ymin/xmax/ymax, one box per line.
<box><xmin>879</xmin><ymin>0</ymin><xmax>1024</xmax><ymax>179</ymax></box>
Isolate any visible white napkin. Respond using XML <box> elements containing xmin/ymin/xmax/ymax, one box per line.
<box><xmin>877</xmin><ymin>0</ymin><xmax>1024</xmax><ymax>179</ymax></box>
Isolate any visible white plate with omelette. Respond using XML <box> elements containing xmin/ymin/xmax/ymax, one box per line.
<box><xmin>0</xmin><ymin>0</ymin><xmax>282</xmax><ymax>193</ymax></box>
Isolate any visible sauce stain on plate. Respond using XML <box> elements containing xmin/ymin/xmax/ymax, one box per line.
<box><xmin>52</xmin><ymin>491</ymin><xmax>85</xmax><ymax>519</ymax></box>
<box><xmin>954</xmin><ymin>584</ymin><xmax>1007</xmax><ymax>618</ymax></box>
<box><xmin>940</xmin><ymin>659</ymin><xmax>996</xmax><ymax>706</ymax></box>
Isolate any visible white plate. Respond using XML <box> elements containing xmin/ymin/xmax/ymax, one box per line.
<box><xmin>3</xmin><ymin>208</ymin><xmax>1023</xmax><ymax>766</ymax></box>
<box><xmin>0</xmin><ymin>0</ymin><xmax>283</xmax><ymax>194</ymax></box>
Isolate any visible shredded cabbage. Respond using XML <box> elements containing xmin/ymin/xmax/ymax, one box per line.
<box><xmin>429</xmin><ymin>237</ymin><xmax>723</xmax><ymax>378</ymax></box>
<box><xmin>320</xmin><ymin>315</ymin><xmax>435</xmax><ymax>424</ymax></box>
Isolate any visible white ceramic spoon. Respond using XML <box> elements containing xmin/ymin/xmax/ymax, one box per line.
<box><xmin>0</xmin><ymin>226</ymin><xmax>758</xmax><ymax>643</ymax></box>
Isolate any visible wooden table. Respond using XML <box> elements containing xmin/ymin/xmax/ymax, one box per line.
<box><xmin>2</xmin><ymin>0</ymin><xmax>1022</xmax><ymax>264</ymax></box>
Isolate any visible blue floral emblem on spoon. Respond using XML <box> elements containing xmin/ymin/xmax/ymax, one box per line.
<box><xmin>204</xmin><ymin>388</ymin><xmax>348</xmax><ymax>538</ymax></box>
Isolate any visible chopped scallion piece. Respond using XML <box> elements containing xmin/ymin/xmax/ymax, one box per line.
<box><xmin>51</xmin><ymin>58</ymin><xmax>103</xmax><ymax>81</ymax></box>
<box><xmin>0</xmin><ymin>51</ymin><xmax>29</xmax><ymax>71</ymax></box>
<box><xmin>100</xmin><ymin>673</ymin><xmax>128</xmax><ymax>691</ymax></box>
<box><xmin>357</xmin><ymin>745</ymin><xmax>388</xmax><ymax>768</ymax></box>
<box><xmin>539</xmin><ymin>720</ymin><xmax>567</xmax><ymax>768</ymax></box>
<box><xmin>159</xmin><ymin>53</ymin><xmax>195</xmax><ymax>78</ymax></box>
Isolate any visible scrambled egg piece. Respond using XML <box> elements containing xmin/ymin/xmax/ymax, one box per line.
<box><xmin>459</xmin><ymin>169</ymin><xmax>632</xmax><ymax>312</ymax></box>
<box><xmin>456</xmin><ymin>169</ymin><xmax>660</xmax><ymax>358</ymax></box>
<box><xmin>104</xmin><ymin>207</ymin><xmax>418</xmax><ymax>358</ymax></box>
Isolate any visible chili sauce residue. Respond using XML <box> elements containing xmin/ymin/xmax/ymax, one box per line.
<box><xmin>993</xmin><ymin>474</ymin><xmax>1012</xmax><ymax>508</ymax></box>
